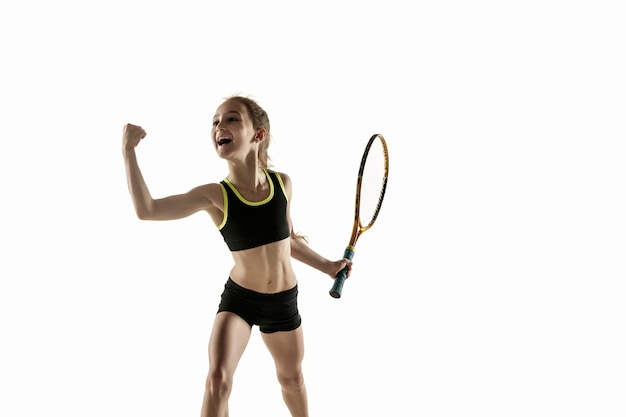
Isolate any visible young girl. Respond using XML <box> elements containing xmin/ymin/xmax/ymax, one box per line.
<box><xmin>122</xmin><ymin>95</ymin><xmax>352</xmax><ymax>417</ymax></box>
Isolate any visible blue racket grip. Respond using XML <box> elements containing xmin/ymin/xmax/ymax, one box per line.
<box><xmin>329</xmin><ymin>248</ymin><xmax>355</xmax><ymax>298</ymax></box>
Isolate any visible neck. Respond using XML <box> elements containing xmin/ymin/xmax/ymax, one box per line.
<box><xmin>227</xmin><ymin>161</ymin><xmax>266</xmax><ymax>190</ymax></box>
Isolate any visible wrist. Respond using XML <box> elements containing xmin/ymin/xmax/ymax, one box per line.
<box><xmin>323</xmin><ymin>259</ymin><xmax>336</xmax><ymax>277</ymax></box>
<box><xmin>122</xmin><ymin>146</ymin><xmax>136</xmax><ymax>158</ymax></box>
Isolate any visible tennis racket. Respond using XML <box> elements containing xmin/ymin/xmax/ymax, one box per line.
<box><xmin>329</xmin><ymin>133</ymin><xmax>389</xmax><ymax>298</ymax></box>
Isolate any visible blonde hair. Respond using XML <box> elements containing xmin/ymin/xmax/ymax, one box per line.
<box><xmin>223</xmin><ymin>95</ymin><xmax>272</xmax><ymax>168</ymax></box>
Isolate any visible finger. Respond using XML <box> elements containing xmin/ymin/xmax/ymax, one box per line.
<box><xmin>124</xmin><ymin>123</ymin><xmax>137</xmax><ymax>133</ymax></box>
<box><xmin>126</xmin><ymin>124</ymin><xmax>146</xmax><ymax>138</ymax></box>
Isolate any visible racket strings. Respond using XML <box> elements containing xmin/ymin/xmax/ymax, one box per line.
<box><xmin>358</xmin><ymin>137</ymin><xmax>387</xmax><ymax>228</ymax></box>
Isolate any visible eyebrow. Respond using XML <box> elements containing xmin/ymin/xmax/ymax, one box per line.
<box><xmin>213</xmin><ymin>110</ymin><xmax>242</xmax><ymax>119</ymax></box>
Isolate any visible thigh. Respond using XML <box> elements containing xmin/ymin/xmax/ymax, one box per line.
<box><xmin>208</xmin><ymin>312</ymin><xmax>252</xmax><ymax>373</ymax></box>
<box><xmin>261</xmin><ymin>326</ymin><xmax>305</xmax><ymax>372</ymax></box>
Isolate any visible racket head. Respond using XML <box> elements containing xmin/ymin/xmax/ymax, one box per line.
<box><xmin>355</xmin><ymin>134</ymin><xmax>389</xmax><ymax>235</ymax></box>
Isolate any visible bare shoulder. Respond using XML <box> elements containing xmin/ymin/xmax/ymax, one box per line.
<box><xmin>276</xmin><ymin>171</ymin><xmax>292</xmax><ymax>183</ymax></box>
<box><xmin>189</xmin><ymin>182</ymin><xmax>224</xmax><ymax>209</ymax></box>
<box><xmin>275</xmin><ymin>171</ymin><xmax>293</xmax><ymax>194</ymax></box>
<box><xmin>188</xmin><ymin>182</ymin><xmax>226</xmax><ymax>226</ymax></box>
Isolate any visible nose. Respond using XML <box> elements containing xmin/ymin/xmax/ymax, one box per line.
<box><xmin>213</xmin><ymin>121</ymin><xmax>225</xmax><ymax>137</ymax></box>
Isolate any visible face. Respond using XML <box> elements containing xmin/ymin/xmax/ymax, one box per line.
<box><xmin>211</xmin><ymin>100</ymin><xmax>258</xmax><ymax>159</ymax></box>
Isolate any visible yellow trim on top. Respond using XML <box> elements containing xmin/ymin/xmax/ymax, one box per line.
<box><xmin>274</xmin><ymin>171</ymin><xmax>289</xmax><ymax>203</ymax></box>
<box><xmin>222</xmin><ymin>168</ymin><xmax>274</xmax><ymax>206</ymax></box>
<box><xmin>217</xmin><ymin>183</ymin><xmax>228</xmax><ymax>230</ymax></box>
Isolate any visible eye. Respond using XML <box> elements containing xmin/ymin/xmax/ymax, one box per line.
<box><xmin>227</xmin><ymin>117</ymin><xmax>239</xmax><ymax>122</ymax></box>
<box><xmin>212</xmin><ymin>120</ymin><xmax>219</xmax><ymax>126</ymax></box>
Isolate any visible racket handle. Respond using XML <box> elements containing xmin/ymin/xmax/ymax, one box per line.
<box><xmin>329</xmin><ymin>247</ymin><xmax>355</xmax><ymax>298</ymax></box>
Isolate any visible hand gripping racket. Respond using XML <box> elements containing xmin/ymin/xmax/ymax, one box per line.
<box><xmin>329</xmin><ymin>134</ymin><xmax>389</xmax><ymax>298</ymax></box>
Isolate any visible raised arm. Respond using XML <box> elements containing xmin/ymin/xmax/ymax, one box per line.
<box><xmin>122</xmin><ymin>123</ymin><xmax>218</xmax><ymax>221</ymax></box>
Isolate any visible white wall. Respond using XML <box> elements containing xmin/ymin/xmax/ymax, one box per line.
<box><xmin>1</xmin><ymin>1</ymin><xmax>624</xmax><ymax>416</ymax></box>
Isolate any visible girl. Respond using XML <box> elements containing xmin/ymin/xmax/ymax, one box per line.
<box><xmin>122</xmin><ymin>95</ymin><xmax>352</xmax><ymax>417</ymax></box>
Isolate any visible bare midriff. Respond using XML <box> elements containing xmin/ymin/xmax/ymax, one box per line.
<box><xmin>228</xmin><ymin>237</ymin><xmax>297</xmax><ymax>294</ymax></box>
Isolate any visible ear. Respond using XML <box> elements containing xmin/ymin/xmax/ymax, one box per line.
<box><xmin>255</xmin><ymin>128</ymin><xmax>267</xmax><ymax>142</ymax></box>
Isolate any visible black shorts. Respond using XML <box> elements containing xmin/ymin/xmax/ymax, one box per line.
<box><xmin>217</xmin><ymin>278</ymin><xmax>302</xmax><ymax>334</ymax></box>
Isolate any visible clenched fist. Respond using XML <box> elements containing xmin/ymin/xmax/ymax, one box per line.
<box><xmin>122</xmin><ymin>123</ymin><xmax>147</xmax><ymax>152</ymax></box>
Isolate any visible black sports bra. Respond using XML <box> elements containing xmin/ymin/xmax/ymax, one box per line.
<box><xmin>218</xmin><ymin>169</ymin><xmax>290</xmax><ymax>251</ymax></box>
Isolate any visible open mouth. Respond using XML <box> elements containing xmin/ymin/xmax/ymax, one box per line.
<box><xmin>217</xmin><ymin>138</ymin><xmax>232</xmax><ymax>146</ymax></box>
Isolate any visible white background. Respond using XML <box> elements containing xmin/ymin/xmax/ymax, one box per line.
<box><xmin>1</xmin><ymin>1</ymin><xmax>625</xmax><ymax>416</ymax></box>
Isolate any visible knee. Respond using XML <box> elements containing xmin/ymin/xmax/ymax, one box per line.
<box><xmin>277</xmin><ymin>369</ymin><xmax>305</xmax><ymax>391</ymax></box>
<box><xmin>205</xmin><ymin>368</ymin><xmax>233</xmax><ymax>399</ymax></box>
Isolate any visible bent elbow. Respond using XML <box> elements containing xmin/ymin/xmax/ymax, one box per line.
<box><xmin>134</xmin><ymin>205</ymin><xmax>155</xmax><ymax>220</ymax></box>
<box><xmin>136</xmin><ymin>211</ymin><xmax>150</xmax><ymax>220</ymax></box>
